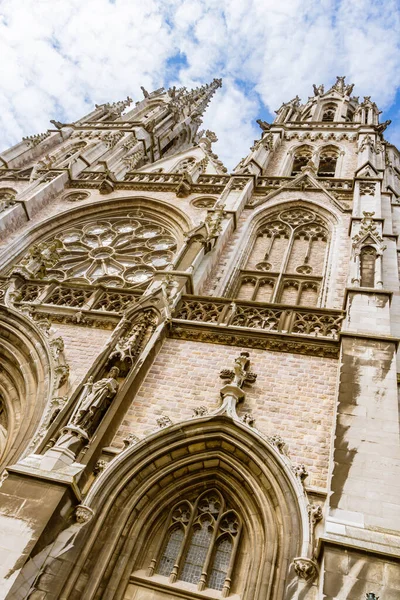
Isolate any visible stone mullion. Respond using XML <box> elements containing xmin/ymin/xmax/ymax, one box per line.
<box><xmin>197</xmin><ymin>510</ymin><xmax>224</xmax><ymax>591</ymax></box>
<box><xmin>271</xmin><ymin>230</ymin><xmax>294</xmax><ymax>303</ymax></box>
<box><xmin>221</xmin><ymin>522</ymin><xmax>242</xmax><ymax>598</ymax></box>
<box><xmin>169</xmin><ymin>497</ymin><xmax>200</xmax><ymax>583</ymax></box>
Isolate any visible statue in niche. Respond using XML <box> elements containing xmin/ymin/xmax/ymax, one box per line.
<box><xmin>72</xmin><ymin>366</ymin><xmax>120</xmax><ymax>432</ymax></box>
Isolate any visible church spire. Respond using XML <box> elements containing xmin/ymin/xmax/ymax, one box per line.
<box><xmin>167</xmin><ymin>78</ymin><xmax>222</xmax><ymax>124</ymax></box>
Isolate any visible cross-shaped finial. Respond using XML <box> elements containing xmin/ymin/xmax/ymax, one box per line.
<box><xmin>220</xmin><ymin>351</ymin><xmax>257</xmax><ymax>389</ymax></box>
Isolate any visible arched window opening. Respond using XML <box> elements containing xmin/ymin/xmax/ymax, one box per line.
<box><xmin>235</xmin><ymin>207</ymin><xmax>330</xmax><ymax>307</ymax></box>
<box><xmin>290</xmin><ymin>147</ymin><xmax>313</xmax><ymax>176</ymax></box>
<box><xmin>158</xmin><ymin>527</ymin><xmax>185</xmax><ymax>577</ymax></box>
<box><xmin>152</xmin><ymin>489</ymin><xmax>241</xmax><ymax>596</ymax></box>
<box><xmin>317</xmin><ymin>147</ymin><xmax>339</xmax><ymax>177</ymax></box>
<box><xmin>360</xmin><ymin>246</ymin><xmax>376</xmax><ymax>287</ymax></box>
<box><xmin>346</xmin><ymin>108</ymin><xmax>355</xmax><ymax>122</ymax></box>
<box><xmin>321</xmin><ymin>104</ymin><xmax>337</xmax><ymax>122</ymax></box>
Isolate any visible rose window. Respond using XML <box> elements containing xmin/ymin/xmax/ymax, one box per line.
<box><xmin>34</xmin><ymin>214</ymin><xmax>178</xmax><ymax>287</ymax></box>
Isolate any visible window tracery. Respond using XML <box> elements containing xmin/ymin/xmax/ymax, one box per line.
<box><xmin>152</xmin><ymin>489</ymin><xmax>241</xmax><ymax>597</ymax></box>
<box><xmin>175</xmin><ymin>157</ymin><xmax>196</xmax><ymax>173</ymax></box>
<box><xmin>18</xmin><ymin>214</ymin><xmax>178</xmax><ymax>288</ymax></box>
<box><xmin>317</xmin><ymin>146</ymin><xmax>339</xmax><ymax>177</ymax></box>
<box><xmin>321</xmin><ymin>103</ymin><xmax>337</xmax><ymax>122</ymax></box>
<box><xmin>235</xmin><ymin>207</ymin><xmax>329</xmax><ymax>307</ymax></box>
<box><xmin>290</xmin><ymin>146</ymin><xmax>313</xmax><ymax>176</ymax></box>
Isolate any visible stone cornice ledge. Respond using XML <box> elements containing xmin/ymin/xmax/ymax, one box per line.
<box><xmin>170</xmin><ymin>321</ymin><xmax>340</xmax><ymax>358</ymax></box>
<box><xmin>318</xmin><ymin>530</ymin><xmax>400</xmax><ymax>561</ymax></box>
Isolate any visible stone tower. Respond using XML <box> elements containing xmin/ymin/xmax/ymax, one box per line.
<box><xmin>0</xmin><ymin>76</ymin><xmax>398</xmax><ymax>600</ymax></box>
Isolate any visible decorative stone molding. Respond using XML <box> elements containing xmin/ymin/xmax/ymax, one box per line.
<box><xmin>171</xmin><ymin>323</ymin><xmax>340</xmax><ymax>358</ymax></box>
<box><xmin>293</xmin><ymin>557</ymin><xmax>318</xmax><ymax>582</ymax></box>
<box><xmin>75</xmin><ymin>504</ymin><xmax>94</xmax><ymax>524</ymax></box>
<box><xmin>22</xmin><ymin>131</ymin><xmax>51</xmax><ymax>147</ymax></box>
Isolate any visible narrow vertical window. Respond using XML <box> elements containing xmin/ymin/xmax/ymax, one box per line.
<box><xmin>209</xmin><ymin>537</ymin><xmax>233</xmax><ymax>590</ymax></box>
<box><xmin>360</xmin><ymin>246</ymin><xmax>376</xmax><ymax>287</ymax></box>
<box><xmin>158</xmin><ymin>528</ymin><xmax>185</xmax><ymax>576</ymax></box>
<box><xmin>180</xmin><ymin>517</ymin><xmax>213</xmax><ymax>584</ymax></box>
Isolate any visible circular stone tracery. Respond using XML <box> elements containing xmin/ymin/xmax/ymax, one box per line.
<box><xmin>35</xmin><ymin>213</ymin><xmax>178</xmax><ymax>287</ymax></box>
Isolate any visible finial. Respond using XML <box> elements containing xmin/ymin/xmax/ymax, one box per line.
<box><xmin>219</xmin><ymin>351</ymin><xmax>257</xmax><ymax>389</ymax></box>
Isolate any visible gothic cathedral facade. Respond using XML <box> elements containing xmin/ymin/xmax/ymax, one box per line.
<box><xmin>0</xmin><ymin>77</ymin><xmax>399</xmax><ymax>600</ymax></box>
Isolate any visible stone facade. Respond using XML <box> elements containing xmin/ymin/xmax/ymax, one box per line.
<box><xmin>0</xmin><ymin>77</ymin><xmax>398</xmax><ymax>600</ymax></box>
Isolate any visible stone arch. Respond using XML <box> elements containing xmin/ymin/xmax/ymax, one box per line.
<box><xmin>284</xmin><ymin>143</ymin><xmax>316</xmax><ymax>176</ymax></box>
<box><xmin>0</xmin><ymin>306</ymin><xmax>53</xmax><ymax>469</ymax></box>
<box><xmin>224</xmin><ymin>199</ymin><xmax>339</xmax><ymax>307</ymax></box>
<box><xmin>315</xmin><ymin>143</ymin><xmax>344</xmax><ymax>177</ymax></box>
<box><xmin>0</xmin><ymin>196</ymin><xmax>192</xmax><ymax>276</ymax></box>
<box><xmin>54</xmin><ymin>417</ymin><xmax>310</xmax><ymax>600</ymax></box>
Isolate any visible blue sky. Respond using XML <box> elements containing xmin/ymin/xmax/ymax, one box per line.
<box><xmin>1</xmin><ymin>0</ymin><xmax>400</xmax><ymax>169</ymax></box>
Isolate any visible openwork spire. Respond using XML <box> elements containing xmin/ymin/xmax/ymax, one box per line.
<box><xmin>168</xmin><ymin>78</ymin><xmax>222</xmax><ymax>123</ymax></box>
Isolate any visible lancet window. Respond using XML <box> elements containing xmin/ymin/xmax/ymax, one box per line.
<box><xmin>151</xmin><ymin>489</ymin><xmax>241</xmax><ymax>597</ymax></box>
<box><xmin>317</xmin><ymin>146</ymin><xmax>339</xmax><ymax>177</ymax></box>
<box><xmin>360</xmin><ymin>246</ymin><xmax>377</xmax><ymax>287</ymax></box>
<box><xmin>18</xmin><ymin>214</ymin><xmax>178</xmax><ymax>288</ymax></box>
<box><xmin>290</xmin><ymin>146</ymin><xmax>313</xmax><ymax>176</ymax></box>
<box><xmin>235</xmin><ymin>207</ymin><xmax>330</xmax><ymax>307</ymax></box>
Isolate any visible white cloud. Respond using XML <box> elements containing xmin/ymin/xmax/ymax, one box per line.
<box><xmin>0</xmin><ymin>0</ymin><xmax>400</xmax><ymax>169</ymax></box>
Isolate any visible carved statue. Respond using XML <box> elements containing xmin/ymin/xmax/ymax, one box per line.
<box><xmin>313</xmin><ymin>84</ymin><xmax>324</xmax><ymax>96</ymax></box>
<box><xmin>141</xmin><ymin>86</ymin><xmax>150</xmax><ymax>98</ymax></box>
<box><xmin>72</xmin><ymin>367</ymin><xmax>120</xmax><ymax>431</ymax></box>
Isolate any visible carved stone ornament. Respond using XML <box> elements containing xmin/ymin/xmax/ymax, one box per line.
<box><xmin>23</xmin><ymin>131</ymin><xmax>51</xmax><ymax>147</ymax></box>
<box><xmin>241</xmin><ymin>412</ymin><xmax>255</xmax><ymax>427</ymax></box>
<box><xmin>293</xmin><ymin>557</ymin><xmax>318</xmax><ymax>582</ymax></box>
<box><xmin>268</xmin><ymin>434</ymin><xmax>289</xmax><ymax>456</ymax></box>
<box><xmin>157</xmin><ymin>415</ymin><xmax>172</xmax><ymax>428</ymax></box>
<box><xmin>93</xmin><ymin>459</ymin><xmax>108</xmax><ymax>475</ymax></box>
<box><xmin>123</xmin><ymin>432</ymin><xmax>139</xmax><ymax>448</ymax></box>
<box><xmin>64</xmin><ymin>191</ymin><xmax>90</xmax><ymax>202</ymax></box>
<box><xmin>192</xmin><ymin>405</ymin><xmax>208</xmax><ymax>417</ymax></box>
<box><xmin>359</xmin><ymin>181</ymin><xmax>376</xmax><ymax>196</ymax></box>
<box><xmin>293</xmin><ymin>463</ymin><xmax>309</xmax><ymax>484</ymax></box>
<box><xmin>75</xmin><ymin>505</ymin><xmax>94</xmax><ymax>524</ymax></box>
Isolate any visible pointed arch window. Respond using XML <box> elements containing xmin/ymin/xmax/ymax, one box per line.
<box><xmin>317</xmin><ymin>146</ymin><xmax>339</xmax><ymax>177</ymax></box>
<box><xmin>321</xmin><ymin>103</ymin><xmax>337</xmax><ymax>122</ymax></box>
<box><xmin>290</xmin><ymin>146</ymin><xmax>313</xmax><ymax>176</ymax></box>
<box><xmin>234</xmin><ymin>207</ymin><xmax>330</xmax><ymax>307</ymax></box>
<box><xmin>150</xmin><ymin>489</ymin><xmax>241</xmax><ymax>597</ymax></box>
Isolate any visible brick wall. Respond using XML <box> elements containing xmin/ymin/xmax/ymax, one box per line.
<box><xmin>51</xmin><ymin>324</ymin><xmax>112</xmax><ymax>389</ymax></box>
<box><xmin>114</xmin><ymin>338</ymin><xmax>338</xmax><ymax>489</ymax></box>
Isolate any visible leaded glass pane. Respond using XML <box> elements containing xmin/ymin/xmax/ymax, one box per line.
<box><xmin>158</xmin><ymin>528</ymin><xmax>184</xmax><ymax>577</ymax></box>
<box><xmin>208</xmin><ymin>537</ymin><xmax>233</xmax><ymax>591</ymax></box>
<box><xmin>180</xmin><ymin>519</ymin><xmax>213</xmax><ymax>584</ymax></box>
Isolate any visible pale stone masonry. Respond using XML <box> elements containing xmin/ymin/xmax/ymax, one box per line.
<box><xmin>0</xmin><ymin>77</ymin><xmax>398</xmax><ymax>600</ymax></box>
